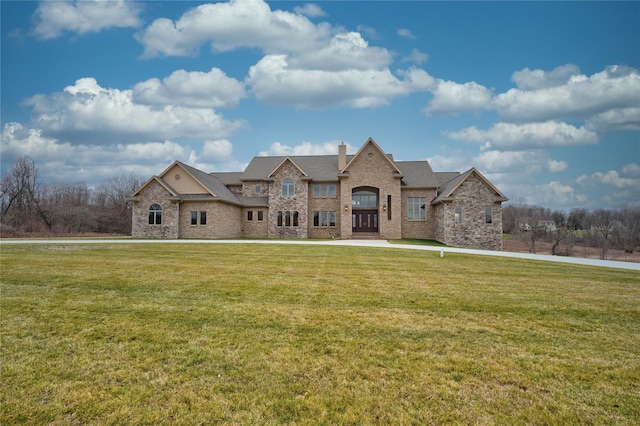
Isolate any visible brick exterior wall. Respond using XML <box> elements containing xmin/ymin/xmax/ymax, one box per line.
<box><xmin>400</xmin><ymin>188</ymin><xmax>438</xmax><ymax>239</ymax></box>
<box><xmin>435</xmin><ymin>175</ymin><xmax>503</xmax><ymax>250</ymax></box>
<box><xmin>339</xmin><ymin>144</ymin><xmax>402</xmax><ymax>239</ymax></box>
<box><xmin>268</xmin><ymin>161</ymin><xmax>308</xmax><ymax>238</ymax></box>
<box><xmin>242</xmin><ymin>208</ymin><xmax>269</xmax><ymax>238</ymax></box>
<box><xmin>131</xmin><ymin>181</ymin><xmax>179</xmax><ymax>239</ymax></box>
<box><xmin>178</xmin><ymin>201</ymin><xmax>242</xmax><ymax>239</ymax></box>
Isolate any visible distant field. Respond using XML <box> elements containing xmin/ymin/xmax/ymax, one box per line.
<box><xmin>2</xmin><ymin>243</ymin><xmax>639</xmax><ymax>424</ymax></box>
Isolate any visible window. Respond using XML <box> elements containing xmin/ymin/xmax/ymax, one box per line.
<box><xmin>408</xmin><ymin>197</ymin><xmax>426</xmax><ymax>220</ymax></box>
<box><xmin>455</xmin><ymin>207</ymin><xmax>463</xmax><ymax>224</ymax></box>
<box><xmin>277</xmin><ymin>210</ymin><xmax>298</xmax><ymax>227</ymax></box>
<box><xmin>247</xmin><ymin>211</ymin><xmax>253</xmax><ymax>221</ymax></box>
<box><xmin>313</xmin><ymin>211</ymin><xmax>337</xmax><ymax>228</ymax></box>
<box><xmin>387</xmin><ymin>195</ymin><xmax>392</xmax><ymax>220</ymax></box>
<box><xmin>148</xmin><ymin>204</ymin><xmax>162</xmax><ymax>225</ymax></box>
<box><xmin>255</xmin><ymin>185</ymin><xmax>261</xmax><ymax>194</ymax></box>
<box><xmin>191</xmin><ymin>210</ymin><xmax>207</xmax><ymax>225</ymax></box>
<box><xmin>352</xmin><ymin>190</ymin><xmax>377</xmax><ymax>208</ymax></box>
<box><xmin>313</xmin><ymin>184</ymin><xmax>336</xmax><ymax>198</ymax></box>
<box><xmin>257</xmin><ymin>211</ymin><xmax>264</xmax><ymax>221</ymax></box>
<box><xmin>485</xmin><ymin>206</ymin><xmax>493</xmax><ymax>224</ymax></box>
<box><xmin>282</xmin><ymin>178</ymin><xmax>294</xmax><ymax>197</ymax></box>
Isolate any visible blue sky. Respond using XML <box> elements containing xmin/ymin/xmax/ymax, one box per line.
<box><xmin>2</xmin><ymin>0</ymin><xmax>639</xmax><ymax>211</ymax></box>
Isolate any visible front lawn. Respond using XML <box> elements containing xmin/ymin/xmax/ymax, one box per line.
<box><xmin>1</xmin><ymin>243</ymin><xmax>638</xmax><ymax>424</ymax></box>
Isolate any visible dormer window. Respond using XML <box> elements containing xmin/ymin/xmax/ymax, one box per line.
<box><xmin>282</xmin><ymin>178</ymin><xmax>294</xmax><ymax>197</ymax></box>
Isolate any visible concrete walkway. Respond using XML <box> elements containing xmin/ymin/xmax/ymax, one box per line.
<box><xmin>2</xmin><ymin>238</ymin><xmax>639</xmax><ymax>271</ymax></box>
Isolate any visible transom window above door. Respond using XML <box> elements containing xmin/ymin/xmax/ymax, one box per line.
<box><xmin>352</xmin><ymin>190</ymin><xmax>377</xmax><ymax>208</ymax></box>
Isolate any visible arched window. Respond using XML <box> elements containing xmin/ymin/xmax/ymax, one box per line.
<box><xmin>282</xmin><ymin>178</ymin><xmax>295</xmax><ymax>197</ymax></box>
<box><xmin>148</xmin><ymin>204</ymin><xmax>162</xmax><ymax>225</ymax></box>
<box><xmin>277</xmin><ymin>211</ymin><xmax>283</xmax><ymax>227</ymax></box>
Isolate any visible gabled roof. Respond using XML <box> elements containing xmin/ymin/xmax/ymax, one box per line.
<box><xmin>431</xmin><ymin>168</ymin><xmax>509</xmax><ymax>205</ymax></box>
<box><xmin>268</xmin><ymin>157</ymin><xmax>309</xmax><ymax>179</ymax></box>
<box><xmin>242</xmin><ymin>155</ymin><xmax>348</xmax><ymax>181</ymax></box>
<box><xmin>342</xmin><ymin>137</ymin><xmax>403</xmax><ymax>176</ymax></box>
<box><xmin>131</xmin><ymin>161</ymin><xmax>242</xmax><ymax>205</ymax></box>
<box><xmin>131</xmin><ymin>175</ymin><xmax>178</xmax><ymax>198</ymax></box>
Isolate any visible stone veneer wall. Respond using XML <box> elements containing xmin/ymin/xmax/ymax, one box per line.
<box><xmin>178</xmin><ymin>201</ymin><xmax>242</xmax><ymax>239</ymax></box>
<box><xmin>400</xmin><ymin>188</ymin><xmax>438</xmax><ymax>240</ymax></box>
<box><xmin>436</xmin><ymin>175</ymin><xmax>503</xmax><ymax>250</ymax></box>
<box><xmin>131</xmin><ymin>181</ymin><xmax>179</xmax><ymax>239</ymax></box>
<box><xmin>307</xmin><ymin>182</ymin><xmax>341</xmax><ymax>238</ymax></box>
<box><xmin>339</xmin><ymin>146</ymin><xmax>402</xmax><ymax>239</ymax></box>
<box><xmin>268</xmin><ymin>161</ymin><xmax>308</xmax><ymax>238</ymax></box>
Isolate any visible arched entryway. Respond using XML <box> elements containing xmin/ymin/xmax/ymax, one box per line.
<box><xmin>351</xmin><ymin>187</ymin><xmax>379</xmax><ymax>233</ymax></box>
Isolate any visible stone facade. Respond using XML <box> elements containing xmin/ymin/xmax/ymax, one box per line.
<box><xmin>268</xmin><ymin>160</ymin><xmax>309</xmax><ymax>239</ymax></box>
<box><xmin>434</xmin><ymin>174</ymin><xmax>503</xmax><ymax>250</ymax></box>
<box><xmin>131</xmin><ymin>181</ymin><xmax>179</xmax><ymax>239</ymax></box>
<box><xmin>129</xmin><ymin>138</ymin><xmax>507</xmax><ymax>250</ymax></box>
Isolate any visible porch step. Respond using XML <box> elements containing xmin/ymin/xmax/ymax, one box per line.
<box><xmin>351</xmin><ymin>233</ymin><xmax>385</xmax><ymax>240</ymax></box>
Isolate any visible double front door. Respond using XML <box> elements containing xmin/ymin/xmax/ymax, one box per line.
<box><xmin>352</xmin><ymin>210</ymin><xmax>378</xmax><ymax>233</ymax></box>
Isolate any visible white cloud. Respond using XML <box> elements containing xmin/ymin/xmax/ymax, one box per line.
<box><xmin>259</xmin><ymin>140</ymin><xmax>356</xmax><ymax>156</ymax></box>
<box><xmin>546</xmin><ymin>159</ymin><xmax>568</xmax><ymax>173</ymax></box>
<box><xmin>424</xmin><ymin>80</ymin><xmax>493</xmax><ymax>115</ymax></box>
<box><xmin>201</xmin><ymin>139</ymin><xmax>233</xmax><ymax>162</ymax></box>
<box><xmin>397</xmin><ymin>28</ymin><xmax>416</xmax><ymax>39</ymax></box>
<box><xmin>445</xmin><ymin>121</ymin><xmax>598</xmax><ymax>150</ymax></box>
<box><xmin>585</xmin><ymin>107</ymin><xmax>640</xmax><ymax>133</ymax></box>
<box><xmin>293</xmin><ymin>4</ymin><xmax>327</xmax><ymax>18</ymax></box>
<box><xmin>23</xmin><ymin>78</ymin><xmax>245</xmax><ymax>144</ymax></box>
<box><xmin>136</xmin><ymin>0</ymin><xmax>333</xmax><ymax>58</ymax></box>
<box><xmin>133</xmin><ymin>68</ymin><xmax>247</xmax><ymax>108</ymax></box>
<box><xmin>402</xmin><ymin>48</ymin><xmax>429</xmax><ymax>64</ymax></box>
<box><xmin>493</xmin><ymin>65</ymin><xmax>640</xmax><ymax>123</ymax></box>
<box><xmin>31</xmin><ymin>0</ymin><xmax>142</xmax><ymax>39</ymax></box>
<box><xmin>511</xmin><ymin>64</ymin><xmax>580</xmax><ymax>90</ymax></box>
<box><xmin>473</xmin><ymin>150</ymin><xmax>566</xmax><ymax>174</ymax></box>
<box><xmin>1</xmin><ymin>122</ymin><xmax>244</xmax><ymax>184</ymax></box>
<box><xmin>577</xmin><ymin>164</ymin><xmax>640</xmax><ymax>189</ymax></box>
<box><xmin>247</xmin><ymin>55</ymin><xmax>434</xmax><ymax>109</ymax></box>
<box><xmin>288</xmin><ymin>32</ymin><xmax>392</xmax><ymax>71</ymax></box>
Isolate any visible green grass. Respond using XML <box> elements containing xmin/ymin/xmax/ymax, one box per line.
<box><xmin>1</xmin><ymin>243</ymin><xmax>639</xmax><ymax>424</ymax></box>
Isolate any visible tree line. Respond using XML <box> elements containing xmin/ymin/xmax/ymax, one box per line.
<box><xmin>503</xmin><ymin>201</ymin><xmax>640</xmax><ymax>259</ymax></box>
<box><xmin>1</xmin><ymin>156</ymin><xmax>142</xmax><ymax>236</ymax></box>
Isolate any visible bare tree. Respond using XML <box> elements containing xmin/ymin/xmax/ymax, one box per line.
<box><xmin>617</xmin><ymin>204</ymin><xmax>640</xmax><ymax>256</ymax></box>
<box><xmin>93</xmin><ymin>173</ymin><xmax>142</xmax><ymax>234</ymax></box>
<box><xmin>588</xmin><ymin>209</ymin><xmax>617</xmax><ymax>260</ymax></box>
<box><xmin>0</xmin><ymin>156</ymin><xmax>50</xmax><ymax>230</ymax></box>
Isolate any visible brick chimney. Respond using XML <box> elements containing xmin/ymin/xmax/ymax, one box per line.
<box><xmin>338</xmin><ymin>143</ymin><xmax>347</xmax><ymax>171</ymax></box>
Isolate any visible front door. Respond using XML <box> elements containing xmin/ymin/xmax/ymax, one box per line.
<box><xmin>352</xmin><ymin>210</ymin><xmax>378</xmax><ymax>233</ymax></box>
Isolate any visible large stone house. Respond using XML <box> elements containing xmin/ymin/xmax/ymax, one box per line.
<box><xmin>129</xmin><ymin>138</ymin><xmax>508</xmax><ymax>250</ymax></box>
